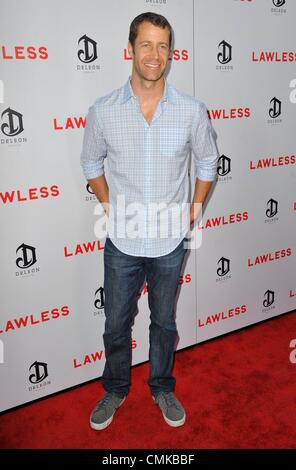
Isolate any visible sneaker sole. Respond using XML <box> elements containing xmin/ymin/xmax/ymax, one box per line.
<box><xmin>163</xmin><ymin>412</ymin><xmax>186</xmax><ymax>427</ymax></box>
<box><xmin>90</xmin><ymin>396</ymin><xmax>126</xmax><ymax>431</ymax></box>
<box><xmin>153</xmin><ymin>397</ymin><xmax>186</xmax><ymax>427</ymax></box>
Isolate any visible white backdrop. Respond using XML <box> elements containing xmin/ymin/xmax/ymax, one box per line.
<box><xmin>0</xmin><ymin>0</ymin><xmax>295</xmax><ymax>412</ymax></box>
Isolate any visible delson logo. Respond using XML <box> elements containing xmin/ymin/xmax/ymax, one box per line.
<box><xmin>15</xmin><ymin>243</ymin><xmax>40</xmax><ymax>277</ymax></box>
<box><xmin>85</xmin><ymin>183</ymin><xmax>97</xmax><ymax>202</ymax></box>
<box><xmin>77</xmin><ymin>35</ymin><xmax>100</xmax><ymax>71</ymax></box>
<box><xmin>269</xmin><ymin>97</ymin><xmax>281</xmax><ymax>118</ymax></box>
<box><xmin>94</xmin><ymin>286</ymin><xmax>105</xmax><ymax>316</ymax></box>
<box><xmin>216</xmin><ymin>256</ymin><xmax>231</xmax><ymax>282</ymax></box>
<box><xmin>28</xmin><ymin>361</ymin><xmax>51</xmax><ymax>392</ymax></box>
<box><xmin>0</xmin><ymin>107</ymin><xmax>27</xmax><ymax>145</ymax></box>
<box><xmin>265</xmin><ymin>198</ymin><xmax>279</xmax><ymax>223</ymax></box>
<box><xmin>262</xmin><ymin>289</ymin><xmax>275</xmax><ymax>313</ymax></box>
<box><xmin>268</xmin><ymin>97</ymin><xmax>282</xmax><ymax>124</ymax></box>
<box><xmin>16</xmin><ymin>243</ymin><xmax>36</xmax><ymax>269</ymax></box>
<box><xmin>216</xmin><ymin>40</ymin><xmax>233</xmax><ymax>71</ymax></box>
<box><xmin>29</xmin><ymin>361</ymin><xmax>48</xmax><ymax>384</ymax></box>
<box><xmin>1</xmin><ymin>107</ymin><xmax>23</xmax><ymax>136</ymax></box>
<box><xmin>271</xmin><ymin>0</ymin><xmax>287</xmax><ymax>14</ymax></box>
<box><xmin>145</xmin><ymin>0</ymin><xmax>167</xmax><ymax>5</ymax></box>
<box><xmin>217</xmin><ymin>155</ymin><xmax>232</xmax><ymax>183</ymax></box>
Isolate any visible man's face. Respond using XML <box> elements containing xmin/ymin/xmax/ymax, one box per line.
<box><xmin>128</xmin><ymin>21</ymin><xmax>170</xmax><ymax>83</ymax></box>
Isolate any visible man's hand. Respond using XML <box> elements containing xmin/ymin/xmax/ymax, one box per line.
<box><xmin>190</xmin><ymin>179</ymin><xmax>213</xmax><ymax>226</ymax></box>
<box><xmin>87</xmin><ymin>175</ymin><xmax>109</xmax><ymax>214</ymax></box>
<box><xmin>190</xmin><ymin>202</ymin><xmax>202</xmax><ymax>226</ymax></box>
<box><xmin>101</xmin><ymin>201</ymin><xmax>110</xmax><ymax>217</ymax></box>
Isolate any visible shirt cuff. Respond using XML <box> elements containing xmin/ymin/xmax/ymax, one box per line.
<box><xmin>195</xmin><ymin>165</ymin><xmax>217</xmax><ymax>182</ymax></box>
<box><xmin>81</xmin><ymin>161</ymin><xmax>105</xmax><ymax>180</ymax></box>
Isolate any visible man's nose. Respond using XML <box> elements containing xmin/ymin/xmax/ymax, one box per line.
<box><xmin>150</xmin><ymin>45</ymin><xmax>160</xmax><ymax>59</ymax></box>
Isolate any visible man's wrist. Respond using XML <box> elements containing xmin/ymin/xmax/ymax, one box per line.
<box><xmin>101</xmin><ymin>201</ymin><xmax>110</xmax><ymax>216</ymax></box>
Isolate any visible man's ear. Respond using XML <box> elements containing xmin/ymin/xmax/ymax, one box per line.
<box><xmin>127</xmin><ymin>41</ymin><xmax>134</xmax><ymax>58</ymax></box>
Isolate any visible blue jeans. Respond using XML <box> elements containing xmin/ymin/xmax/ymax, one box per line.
<box><xmin>101</xmin><ymin>237</ymin><xmax>187</xmax><ymax>398</ymax></box>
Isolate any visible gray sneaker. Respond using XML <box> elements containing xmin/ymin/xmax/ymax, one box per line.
<box><xmin>153</xmin><ymin>391</ymin><xmax>186</xmax><ymax>427</ymax></box>
<box><xmin>90</xmin><ymin>392</ymin><xmax>126</xmax><ymax>430</ymax></box>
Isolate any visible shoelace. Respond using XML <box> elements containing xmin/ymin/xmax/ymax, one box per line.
<box><xmin>159</xmin><ymin>392</ymin><xmax>181</xmax><ymax>410</ymax></box>
<box><xmin>96</xmin><ymin>393</ymin><xmax>113</xmax><ymax>410</ymax></box>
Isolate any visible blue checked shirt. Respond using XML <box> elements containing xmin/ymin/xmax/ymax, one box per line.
<box><xmin>80</xmin><ymin>77</ymin><xmax>219</xmax><ymax>257</ymax></box>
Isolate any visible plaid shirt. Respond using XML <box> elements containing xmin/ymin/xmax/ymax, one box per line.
<box><xmin>81</xmin><ymin>77</ymin><xmax>219</xmax><ymax>257</ymax></box>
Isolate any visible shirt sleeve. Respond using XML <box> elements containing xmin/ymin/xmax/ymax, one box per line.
<box><xmin>80</xmin><ymin>104</ymin><xmax>107</xmax><ymax>180</ymax></box>
<box><xmin>191</xmin><ymin>102</ymin><xmax>219</xmax><ymax>181</ymax></box>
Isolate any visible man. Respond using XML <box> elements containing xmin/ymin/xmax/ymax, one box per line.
<box><xmin>81</xmin><ymin>12</ymin><xmax>219</xmax><ymax>430</ymax></box>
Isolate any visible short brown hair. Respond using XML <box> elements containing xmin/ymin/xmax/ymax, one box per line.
<box><xmin>129</xmin><ymin>12</ymin><xmax>173</xmax><ymax>50</ymax></box>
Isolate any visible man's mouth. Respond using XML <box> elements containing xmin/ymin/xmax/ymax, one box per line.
<box><xmin>144</xmin><ymin>63</ymin><xmax>160</xmax><ymax>69</ymax></box>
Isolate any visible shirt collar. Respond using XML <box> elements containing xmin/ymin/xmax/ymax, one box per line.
<box><xmin>120</xmin><ymin>76</ymin><xmax>175</xmax><ymax>104</ymax></box>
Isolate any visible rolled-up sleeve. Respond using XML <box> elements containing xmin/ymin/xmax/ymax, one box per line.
<box><xmin>80</xmin><ymin>104</ymin><xmax>107</xmax><ymax>180</ymax></box>
<box><xmin>191</xmin><ymin>102</ymin><xmax>219</xmax><ymax>181</ymax></box>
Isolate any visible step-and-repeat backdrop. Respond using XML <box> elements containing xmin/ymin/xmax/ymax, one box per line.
<box><xmin>1</xmin><ymin>0</ymin><xmax>295</xmax><ymax>412</ymax></box>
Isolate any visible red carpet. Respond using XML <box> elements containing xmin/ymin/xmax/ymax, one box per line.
<box><xmin>0</xmin><ymin>311</ymin><xmax>295</xmax><ymax>449</ymax></box>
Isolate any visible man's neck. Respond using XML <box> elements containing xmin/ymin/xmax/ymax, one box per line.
<box><xmin>130</xmin><ymin>75</ymin><xmax>165</xmax><ymax>103</ymax></box>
